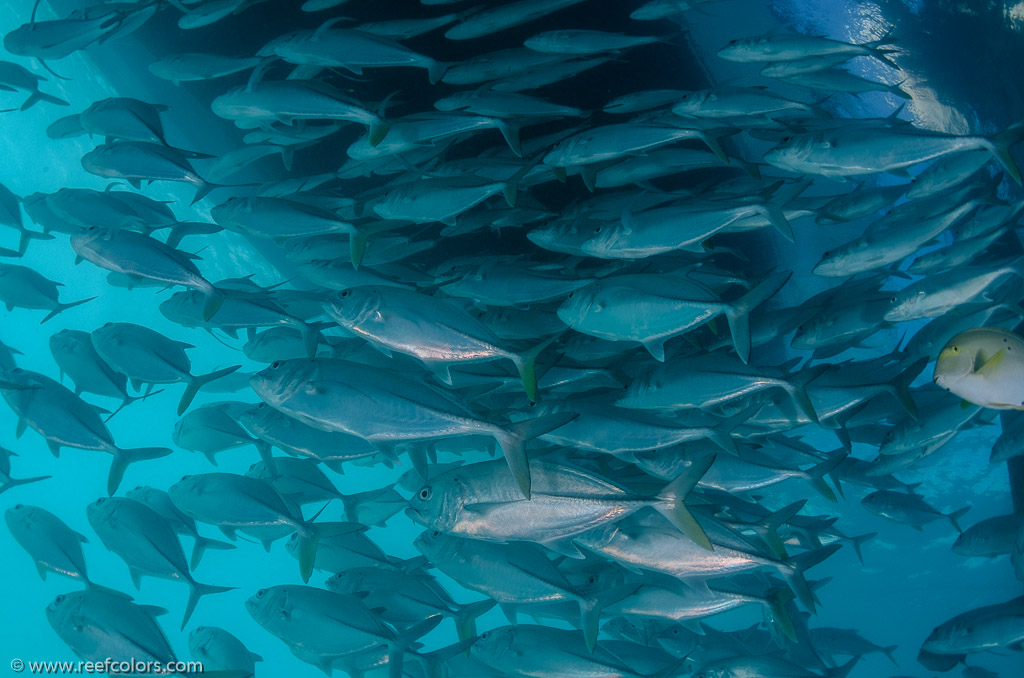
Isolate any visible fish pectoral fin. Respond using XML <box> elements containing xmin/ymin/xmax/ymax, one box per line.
<box><xmin>974</xmin><ymin>348</ymin><xmax>1006</xmax><ymax>377</ymax></box>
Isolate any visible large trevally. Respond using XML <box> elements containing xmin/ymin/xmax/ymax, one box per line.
<box><xmin>49</xmin><ymin>328</ymin><xmax>148</xmax><ymax>416</ymax></box>
<box><xmin>149</xmin><ymin>52</ymin><xmax>262</xmax><ymax>85</ymax></box>
<box><xmin>557</xmin><ymin>271</ymin><xmax>790</xmax><ymax>363</ymax></box>
<box><xmin>90</xmin><ymin>322</ymin><xmax>240</xmax><ymax>415</ymax></box>
<box><xmin>324</xmin><ymin>286</ymin><xmax>554</xmax><ymax>400</ymax></box>
<box><xmin>407</xmin><ymin>455</ymin><xmax>713</xmax><ymax>552</ymax></box>
<box><xmin>268</xmin><ymin>23</ymin><xmax>447</xmax><ymax>83</ymax></box>
<box><xmin>0</xmin><ymin>262</ymin><xmax>93</xmax><ymax>323</ymax></box>
<box><xmin>211</xmin><ymin>80</ymin><xmax>390</xmax><ymax>146</ymax></box>
<box><xmin>414</xmin><ymin>529</ymin><xmax>628</xmax><ymax>652</ymax></box>
<box><xmin>0</xmin><ymin>368</ymin><xmax>171</xmax><ymax>494</ymax></box>
<box><xmin>70</xmin><ymin>227</ymin><xmax>225</xmax><ymax>321</ymax></box>
<box><xmin>5</xmin><ymin>505</ymin><xmax>100</xmax><ymax>589</ymax></box>
<box><xmin>46</xmin><ymin>591</ymin><xmax>178</xmax><ymax>670</ymax></box>
<box><xmin>766</xmin><ymin>124</ymin><xmax>1024</xmax><ymax>185</ymax></box>
<box><xmin>125</xmin><ymin>485</ymin><xmax>236</xmax><ymax>571</ymax></box>
<box><xmin>168</xmin><ymin>472</ymin><xmax>320</xmax><ymax>582</ymax></box>
<box><xmin>80</xmin><ymin>141</ymin><xmax>223</xmax><ymax>204</ymax></box>
<box><xmin>86</xmin><ymin>497</ymin><xmax>235</xmax><ymax>629</ymax></box>
<box><xmin>246</xmin><ymin>585</ymin><xmax>440</xmax><ymax>678</ymax></box>
<box><xmin>251</xmin><ymin>358</ymin><xmax>575</xmax><ymax>498</ymax></box>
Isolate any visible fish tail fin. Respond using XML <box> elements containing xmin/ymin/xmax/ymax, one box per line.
<box><xmin>804</xmin><ymin>452</ymin><xmax>847</xmax><ymax>502</ymax></box>
<box><xmin>578</xmin><ymin>598</ymin><xmax>601</xmax><ymax>653</ymax></box>
<box><xmin>513</xmin><ymin>332</ymin><xmax>562</xmax><ymax>402</ymax></box>
<box><xmin>784</xmin><ymin>363</ymin><xmax>827</xmax><ymax>424</ymax></box>
<box><xmin>191</xmin><ymin>180</ymin><xmax>218</xmax><ymax>205</ymax></box>
<box><xmin>756</xmin><ymin>499</ymin><xmax>807</xmax><ymax>559</ymax></box>
<box><xmin>883</xmin><ymin>357</ymin><xmax>925</xmax><ymax>420</ymax></box>
<box><xmin>654</xmin><ymin>454</ymin><xmax>715</xmax><ymax>551</ymax></box>
<box><xmin>698</xmin><ymin>130</ymin><xmax>728</xmax><ymax>161</ymax></box>
<box><xmin>883</xmin><ymin>645</ymin><xmax>899</xmax><ymax>666</ymax></box>
<box><xmin>757</xmin><ymin>203</ymin><xmax>794</xmax><ymax>242</ymax></box>
<box><xmin>190</xmin><ymin>535</ymin><xmax>237</xmax><ymax>571</ymax></box>
<box><xmin>947</xmin><ymin>506</ymin><xmax>970</xmax><ymax>533</ymax></box>
<box><xmin>495</xmin><ymin>119</ymin><xmax>522</xmax><ymax>158</ymax></box>
<box><xmin>782</xmin><ymin>543</ymin><xmax>841</xmax><ymax>613</ymax></box>
<box><xmin>388</xmin><ymin>615</ymin><xmax>443</xmax><ymax>678</ymax></box>
<box><xmin>724</xmin><ymin>271</ymin><xmax>792</xmax><ymax>364</ymax></box>
<box><xmin>21</xmin><ymin>89</ymin><xmax>68</xmax><ymax>111</ymax></box>
<box><xmin>763</xmin><ymin>588</ymin><xmax>797</xmax><ymax>642</ymax></box>
<box><xmin>179</xmin><ymin>365</ymin><xmax>241</xmax><ymax>415</ymax></box>
<box><xmin>452</xmin><ymin>599</ymin><xmax>496</xmax><ymax>643</ymax></box>
<box><xmin>0</xmin><ymin>474</ymin><xmax>50</xmax><ymax>495</ymax></box>
<box><xmin>42</xmin><ymin>296</ymin><xmax>96</xmax><ymax>324</ymax></box>
<box><xmin>427</xmin><ymin>60</ymin><xmax>449</xmax><ymax>85</ymax></box>
<box><xmin>17</xmin><ymin>228</ymin><xmax>53</xmax><ymax>256</ymax></box>
<box><xmin>183</xmin><ymin>580</ymin><xmax>237</xmax><ymax>630</ymax></box>
<box><xmin>350</xmin><ymin>230</ymin><xmax>368</xmax><ymax>268</ymax></box>
<box><xmin>827</xmin><ymin>656</ymin><xmax>860</xmax><ymax>678</ymax></box>
<box><xmin>707</xmin><ymin>404</ymin><xmax>759</xmax><ymax>455</ymax></box>
<box><xmin>202</xmin><ymin>287</ymin><xmax>225</xmax><ymax>321</ymax></box>
<box><xmin>300</xmin><ymin>323</ymin><xmax>321</xmax><ymax>358</ymax></box>
<box><xmin>494</xmin><ymin>412</ymin><xmax>578</xmax><ymax>499</ymax></box>
<box><xmin>369</xmin><ymin>120</ymin><xmax>391</xmax><ymax>147</ymax></box>
<box><xmin>847</xmin><ymin>532</ymin><xmax>877</xmax><ymax>565</ymax></box>
<box><xmin>108</xmin><ymin>446</ymin><xmax>172</xmax><ymax>495</ymax></box>
<box><xmin>295</xmin><ymin>527</ymin><xmax>320</xmax><ymax>584</ymax></box>
<box><xmin>984</xmin><ymin>122</ymin><xmax>1024</xmax><ymax>185</ymax></box>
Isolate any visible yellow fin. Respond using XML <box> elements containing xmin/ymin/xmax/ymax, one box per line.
<box><xmin>975</xmin><ymin>348</ymin><xmax>1006</xmax><ymax>377</ymax></box>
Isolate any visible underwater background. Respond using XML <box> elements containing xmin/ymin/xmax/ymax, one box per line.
<box><xmin>0</xmin><ymin>0</ymin><xmax>1022</xmax><ymax>677</ymax></box>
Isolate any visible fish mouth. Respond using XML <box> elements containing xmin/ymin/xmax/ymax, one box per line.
<box><xmin>404</xmin><ymin>507</ymin><xmax>424</xmax><ymax>524</ymax></box>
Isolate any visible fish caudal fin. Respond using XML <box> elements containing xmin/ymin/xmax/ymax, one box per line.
<box><xmin>781</xmin><ymin>543</ymin><xmax>841</xmax><ymax>614</ymax></box>
<box><xmin>494</xmin><ymin>411</ymin><xmax>579</xmax><ymax>499</ymax></box>
<box><xmin>108</xmin><ymin>446</ymin><xmax>173</xmax><ymax>496</ymax></box>
<box><xmin>452</xmin><ymin>598</ymin><xmax>495</xmax><ymax>643</ymax></box>
<box><xmin>387</xmin><ymin>615</ymin><xmax>443</xmax><ymax>678</ymax></box>
<box><xmin>183</xmin><ymin>580</ymin><xmax>237</xmax><ymax>630</ymax></box>
<box><xmin>513</xmin><ymin>332</ymin><xmax>562</xmax><ymax>402</ymax></box>
<box><xmin>984</xmin><ymin>122</ymin><xmax>1024</xmax><ymax>185</ymax></box>
<box><xmin>42</xmin><ymin>296</ymin><xmax>96</xmax><ymax>324</ymax></box>
<box><xmin>21</xmin><ymin>89</ymin><xmax>69</xmax><ymax>111</ymax></box>
<box><xmin>202</xmin><ymin>287</ymin><xmax>225</xmax><ymax>321</ymax></box>
<box><xmin>947</xmin><ymin>506</ymin><xmax>970</xmax><ymax>533</ymax></box>
<box><xmin>654</xmin><ymin>454</ymin><xmax>715</xmax><ymax>551</ymax></box>
<box><xmin>0</xmin><ymin>474</ymin><xmax>50</xmax><ymax>495</ymax></box>
<box><xmin>724</xmin><ymin>271</ymin><xmax>791</xmax><ymax>364</ymax></box>
<box><xmin>763</xmin><ymin>588</ymin><xmax>797</xmax><ymax>642</ymax></box>
<box><xmin>190</xmin><ymin>535</ymin><xmax>236</xmax><ymax>571</ymax></box>
<box><xmin>179</xmin><ymin>365</ymin><xmax>242</xmax><ymax>415</ymax></box>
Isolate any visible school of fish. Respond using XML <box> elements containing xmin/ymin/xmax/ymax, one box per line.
<box><xmin>0</xmin><ymin>0</ymin><xmax>1022</xmax><ymax>677</ymax></box>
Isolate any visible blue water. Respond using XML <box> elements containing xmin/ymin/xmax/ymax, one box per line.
<box><xmin>0</xmin><ymin>1</ymin><xmax>1022</xmax><ymax>677</ymax></box>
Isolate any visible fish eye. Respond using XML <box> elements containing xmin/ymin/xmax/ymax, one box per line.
<box><xmin>419</xmin><ymin>487</ymin><xmax>432</xmax><ymax>501</ymax></box>
<box><xmin>256</xmin><ymin>589</ymin><xmax>266</xmax><ymax>598</ymax></box>
<box><xmin>95</xmin><ymin>498</ymin><xmax>105</xmax><ymax>504</ymax></box>
<box><xmin>431</xmin><ymin>530</ymin><xmax>441</xmax><ymax>537</ymax></box>
<box><xmin>594</xmin><ymin>226</ymin><xmax>602</xmax><ymax>233</ymax></box>
<box><xmin>13</xmin><ymin>504</ymin><xmax>22</xmax><ymax>510</ymax></box>
<box><xmin>890</xmin><ymin>296</ymin><xmax>897</xmax><ymax>303</ymax></box>
<box><xmin>568</xmin><ymin>291</ymin><xmax>575</xmax><ymax>298</ymax></box>
<box><xmin>480</xmin><ymin>631</ymin><xmax>488</xmax><ymax>639</ymax></box>
<box><xmin>951</xmin><ymin>346</ymin><xmax>959</xmax><ymax>353</ymax></box>
<box><xmin>587</xmin><ymin>576</ymin><xmax>596</xmax><ymax>585</ymax></box>
<box><xmin>339</xmin><ymin>290</ymin><xmax>351</xmax><ymax>298</ymax></box>
<box><xmin>55</xmin><ymin>595</ymin><xmax>65</xmax><ymax>604</ymax></box>
<box><xmin>271</xmin><ymin>361</ymin><xmax>282</xmax><ymax>369</ymax></box>
<box><xmin>823</xmin><ymin>250</ymin><xmax>831</xmax><ymax>258</ymax></box>
<box><xmin>180</xmin><ymin>475</ymin><xmax>190</xmax><ymax>481</ymax></box>
<box><xmin>728</xmin><ymin>39</ymin><xmax>738</xmax><ymax>44</ymax></box>
<box><xmin>257</xmin><ymin>402</ymin><xmax>266</xmax><ymax>409</ymax></box>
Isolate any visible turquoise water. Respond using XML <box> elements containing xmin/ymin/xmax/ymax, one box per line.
<box><xmin>0</xmin><ymin>1</ymin><xmax>1022</xmax><ymax>677</ymax></box>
